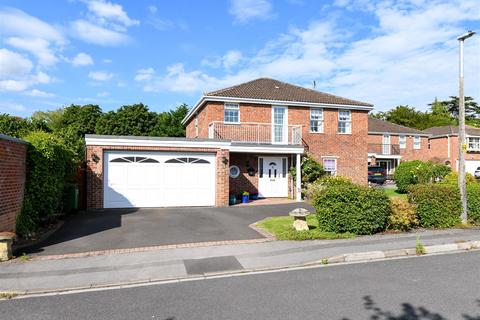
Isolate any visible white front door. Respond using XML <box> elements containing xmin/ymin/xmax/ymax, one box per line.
<box><xmin>383</xmin><ymin>134</ymin><xmax>391</xmax><ymax>155</ymax></box>
<box><xmin>272</xmin><ymin>106</ymin><xmax>288</xmax><ymax>144</ymax></box>
<box><xmin>104</xmin><ymin>151</ymin><xmax>216</xmax><ymax>208</ymax></box>
<box><xmin>258</xmin><ymin>156</ymin><xmax>288</xmax><ymax>197</ymax></box>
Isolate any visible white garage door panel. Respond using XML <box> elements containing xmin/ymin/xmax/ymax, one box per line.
<box><xmin>104</xmin><ymin>152</ymin><xmax>216</xmax><ymax>208</ymax></box>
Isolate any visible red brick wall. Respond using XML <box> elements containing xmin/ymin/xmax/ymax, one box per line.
<box><xmin>187</xmin><ymin>102</ymin><xmax>370</xmax><ymax>184</ymax></box>
<box><xmin>428</xmin><ymin>135</ymin><xmax>480</xmax><ymax>169</ymax></box>
<box><xmin>86</xmin><ymin>145</ymin><xmax>229</xmax><ymax>209</ymax></box>
<box><xmin>367</xmin><ymin>134</ymin><xmax>430</xmax><ymax>161</ymax></box>
<box><xmin>0</xmin><ymin>135</ymin><xmax>27</xmax><ymax>232</ymax></box>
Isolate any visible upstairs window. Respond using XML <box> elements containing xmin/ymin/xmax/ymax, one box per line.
<box><xmin>338</xmin><ymin>110</ymin><xmax>351</xmax><ymax>134</ymax></box>
<box><xmin>468</xmin><ymin>137</ymin><xmax>480</xmax><ymax>151</ymax></box>
<box><xmin>224</xmin><ymin>103</ymin><xmax>240</xmax><ymax>123</ymax></box>
<box><xmin>323</xmin><ymin>158</ymin><xmax>337</xmax><ymax>176</ymax></box>
<box><xmin>399</xmin><ymin>135</ymin><xmax>406</xmax><ymax>149</ymax></box>
<box><xmin>310</xmin><ymin>108</ymin><xmax>324</xmax><ymax>133</ymax></box>
<box><xmin>413</xmin><ymin>136</ymin><xmax>421</xmax><ymax>149</ymax></box>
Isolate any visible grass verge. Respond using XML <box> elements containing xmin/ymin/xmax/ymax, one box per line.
<box><xmin>257</xmin><ymin>215</ymin><xmax>355</xmax><ymax>240</ymax></box>
<box><xmin>383</xmin><ymin>188</ymin><xmax>407</xmax><ymax>199</ymax></box>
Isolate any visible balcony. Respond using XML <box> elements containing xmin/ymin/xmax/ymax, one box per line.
<box><xmin>368</xmin><ymin>143</ymin><xmax>400</xmax><ymax>156</ymax></box>
<box><xmin>208</xmin><ymin>121</ymin><xmax>302</xmax><ymax>145</ymax></box>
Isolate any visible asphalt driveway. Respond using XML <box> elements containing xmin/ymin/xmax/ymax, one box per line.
<box><xmin>17</xmin><ymin>202</ymin><xmax>313</xmax><ymax>256</ymax></box>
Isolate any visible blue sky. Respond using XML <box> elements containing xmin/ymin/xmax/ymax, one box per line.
<box><xmin>0</xmin><ymin>0</ymin><xmax>479</xmax><ymax>117</ymax></box>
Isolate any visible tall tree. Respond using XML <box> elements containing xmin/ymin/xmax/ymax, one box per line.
<box><xmin>61</xmin><ymin>104</ymin><xmax>102</xmax><ymax>136</ymax></box>
<box><xmin>153</xmin><ymin>104</ymin><xmax>189</xmax><ymax>137</ymax></box>
<box><xmin>31</xmin><ymin>108</ymin><xmax>65</xmax><ymax>132</ymax></box>
<box><xmin>437</xmin><ymin>96</ymin><xmax>479</xmax><ymax>119</ymax></box>
<box><xmin>95</xmin><ymin>103</ymin><xmax>157</xmax><ymax>136</ymax></box>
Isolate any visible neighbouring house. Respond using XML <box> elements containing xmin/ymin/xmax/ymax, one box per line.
<box><xmin>424</xmin><ymin>125</ymin><xmax>480</xmax><ymax>175</ymax></box>
<box><xmin>85</xmin><ymin>78</ymin><xmax>373</xmax><ymax>209</ymax></box>
<box><xmin>368</xmin><ymin>118</ymin><xmax>430</xmax><ymax>178</ymax></box>
<box><xmin>0</xmin><ymin>134</ymin><xmax>27</xmax><ymax>232</ymax></box>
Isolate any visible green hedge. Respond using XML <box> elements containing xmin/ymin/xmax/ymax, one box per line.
<box><xmin>16</xmin><ymin>131</ymin><xmax>73</xmax><ymax>237</ymax></box>
<box><xmin>313</xmin><ymin>182</ymin><xmax>391</xmax><ymax>235</ymax></box>
<box><xmin>467</xmin><ymin>184</ymin><xmax>480</xmax><ymax>224</ymax></box>
<box><xmin>395</xmin><ymin>160</ymin><xmax>451</xmax><ymax>193</ymax></box>
<box><xmin>408</xmin><ymin>184</ymin><xmax>461</xmax><ymax>228</ymax></box>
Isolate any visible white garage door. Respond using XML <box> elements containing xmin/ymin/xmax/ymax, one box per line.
<box><xmin>104</xmin><ymin>151</ymin><xmax>216</xmax><ymax>208</ymax></box>
<box><xmin>465</xmin><ymin>160</ymin><xmax>480</xmax><ymax>175</ymax></box>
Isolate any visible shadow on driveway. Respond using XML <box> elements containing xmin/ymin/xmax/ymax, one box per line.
<box><xmin>16</xmin><ymin>202</ymin><xmax>314</xmax><ymax>256</ymax></box>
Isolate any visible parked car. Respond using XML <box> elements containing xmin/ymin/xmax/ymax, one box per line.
<box><xmin>475</xmin><ymin>167</ymin><xmax>480</xmax><ymax>179</ymax></box>
<box><xmin>368</xmin><ymin>165</ymin><xmax>387</xmax><ymax>185</ymax></box>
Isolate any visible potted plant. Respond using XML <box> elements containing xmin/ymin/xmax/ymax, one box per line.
<box><xmin>250</xmin><ymin>193</ymin><xmax>259</xmax><ymax>200</ymax></box>
<box><xmin>242</xmin><ymin>191</ymin><xmax>250</xmax><ymax>203</ymax></box>
<box><xmin>229</xmin><ymin>193</ymin><xmax>237</xmax><ymax>205</ymax></box>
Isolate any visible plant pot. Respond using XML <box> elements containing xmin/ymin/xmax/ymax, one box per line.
<box><xmin>229</xmin><ymin>194</ymin><xmax>237</xmax><ymax>205</ymax></box>
<box><xmin>250</xmin><ymin>194</ymin><xmax>258</xmax><ymax>200</ymax></box>
<box><xmin>242</xmin><ymin>195</ymin><xmax>249</xmax><ymax>203</ymax></box>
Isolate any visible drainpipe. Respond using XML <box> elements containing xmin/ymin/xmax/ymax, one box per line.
<box><xmin>296</xmin><ymin>153</ymin><xmax>302</xmax><ymax>201</ymax></box>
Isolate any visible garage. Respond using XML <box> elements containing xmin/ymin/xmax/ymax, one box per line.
<box><xmin>104</xmin><ymin>151</ymin><xmax>216</xmax><ymax>208</ymax></box>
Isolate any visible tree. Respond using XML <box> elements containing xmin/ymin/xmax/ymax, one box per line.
<box><xmin>437</xmin><ymin>96</ymin><xmax>479</xmax><ymax>119</ymax></box>
<box><xmin>152</xmin><ymin>104</ymin><xmax>189</xmax><ymax>137</ymax></box>
<box><xmin>61</xmin><ymin>104</ymin><xmax>102</xmax><ymax>136</ymax></box>
<box><xmin>0</xmin><ymin>114</ymin><xmax>34</xmax><ymax>138</ymax></box>
<box><xmin>31</xmin><ymin>108</ymin><xmax>65</xmax><ymax>132</ymax></box>
<box><xmin>95</xmin><ymin>103</ymin><xmax>158</xmax><ymax>136</ymax></box>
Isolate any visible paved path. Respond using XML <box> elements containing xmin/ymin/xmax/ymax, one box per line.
<box><xmin>2</xmin><ymin>227</ymin><xmax>480</xmax><ymax>293</ymax></box>
<box><xmin>2</xmin><ymin>251</ymin><xmax>480</xmax><ymax>319</ymax></box>
<box><xmin>17</xmin><ymin>202</ymin><xmax>313</xmax><ymax>256</ymax></box>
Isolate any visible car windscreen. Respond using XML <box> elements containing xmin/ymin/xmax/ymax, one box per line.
<box><xmin>368</xmin><ymin>167</ymin><xmax>385</xmax><ymax>172</ymax></box>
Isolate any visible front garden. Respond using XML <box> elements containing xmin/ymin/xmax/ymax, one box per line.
<box><xmin>257</xmin><ymin>159</ymin><xmax>480</xmax><ymax>240</ymax></box>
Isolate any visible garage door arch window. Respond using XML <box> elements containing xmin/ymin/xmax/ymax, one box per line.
<box><xmin>165</xmin><ymin>157</ymin><xmax>210</xmax><ymax>164</ymax></box>
<box><xmin>110</xmin><ymin>157</ymin><xmax>159</xmax><ymax>163</ymax></box>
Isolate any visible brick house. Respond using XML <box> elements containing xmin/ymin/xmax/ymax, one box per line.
<box><xmin>85</xmin><ymin>78</ymin><xmax>373</xmax><ymax>209</ymax></box>
<box><xmin>367</xmin><ymin>118</ymin><xmax>430</xmax><ymax>177</ymax></box>
<box><xmin>424</xmin><ymin>125</ymin><xmax>480</xmax><ymax>175</ymax></box>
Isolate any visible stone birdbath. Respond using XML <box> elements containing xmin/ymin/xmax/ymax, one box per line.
<box><xmin>289</xmin><ymin>208</ymin><xmax>311</xmax><ymax>231</ymax></box>
<box><xmin>0</xmin><ymin>232</ymin><xmax>16</xmax><ymax>261</ymax></box>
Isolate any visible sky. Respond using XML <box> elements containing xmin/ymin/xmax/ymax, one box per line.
<box><xmin>0</xmin><ymin>0</ymin><xmax>479</xmax><ymax>117</ymax></box>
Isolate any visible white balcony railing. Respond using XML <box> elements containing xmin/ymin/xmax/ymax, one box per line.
<box><xmin>208</xmin><ymin>121</ymin><xmax>302</xmax><ymax>145</ymax></box>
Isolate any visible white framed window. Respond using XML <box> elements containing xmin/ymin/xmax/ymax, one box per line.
<box><xmin>413</xmin><ymin>136</ymin><xmax>421</xmax><ymax>149</ymax></box>
<box><xmin>224</xmin><ymin>103</ymin><xmax>240</xmax><ymax>123</ymax></box>
<box><xmin>399</xmin><ymin>135</ymin><xmax>406</xmax><ymax>149</ymax></box>
<box><xmin>310</xmin><ymin>108</ymin><xmax>324</xmax><ymax>133</ymax></box>
<box><xmin>467</xmin><ymin>137</ymin><xmax>480</xmax><ymax>151</ymax></box>
<box><xmin>338</xmin><ymin>110</ymin><xmax>351</xmax><ymax>134</ymax></box>
<box><xmin>229</xmin><ymin>165</ymin><xmax>240</xmax><ymax>178</ymax></box>
<box><xmin>323</xmin><ymin>157</ymin><xmax>337</xmax><ymax>176</ymax></box>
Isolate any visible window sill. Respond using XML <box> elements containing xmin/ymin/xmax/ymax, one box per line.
<box><xmin>337</xmin><ymin>132</ymin><xmax>352</xmax><ymax>135</ymax></box>
<box><xmin>309</xmin><ymin>131</ymin><xmax>324</xmax><ymax>134</ymax></box>
<box><xmin>223</xmin><ymin>121</ymin><xmax>241</xmax><ymax>125</ymax></box>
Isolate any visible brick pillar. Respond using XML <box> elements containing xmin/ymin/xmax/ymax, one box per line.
<box><xmin>86</xmin><ymin>146</ymin><xmax>104</xmax><ymax>209</ymax></box>
<box><xmin>216</xmin><ymin>149</ymin><xmax>230</xmax><ymax>207</ymax></box>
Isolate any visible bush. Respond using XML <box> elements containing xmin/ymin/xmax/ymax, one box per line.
<box><xmin>387</xmin><ymin>198</ymin><xmax>418</xmax><ymax>231</ymax></box>
<box><xmin>0</xmin><ymin>113</ymin><xmax>33</xmax><ymax>138</ymax></box>
<box><xmin>290</xmin><ymin>154</ymin><xmax>325</xmax><ymax>194</ymax></box>
<box><xmin>395</xmin><ymin>160</ymin><xmax>451</xmax><ymax>193</ymax></box>
<box><xmin>440</xmin><ymin>171</ymin><xmax>476</xmax><ymax>185</ymax></box>
<box><xmin>467</xmin><ymin>184</ymin><xmax>480</xmax><ymax>225</ymax></box>
<box><xmin>408</xmin><ymin>184</ymin><xmax>461</xmax><ymax>228</ymax></box>
<box><xmin>313</xmin><ymin>183</ymin><xmax>391</xmax><ymax>235</ymax></box>
<box><xmin>304</xmin><ymin>176</ymin><xmax>352</xmax><ymax>200</ymax></box>
<box><xmin>16</xmin><ymin>131</ymin><xmax>73</xmax><ymax>237</ymax></box>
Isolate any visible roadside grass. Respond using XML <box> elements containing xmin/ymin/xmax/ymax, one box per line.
<box><xmin>383</xmin><ymin>188</ymin><xmax>407</xmax><ymax>200</ymax></box>
<box><xmin>257</xmin><ymin>215</ymin><xmax>355</xmax><ymax>241</ymax></box>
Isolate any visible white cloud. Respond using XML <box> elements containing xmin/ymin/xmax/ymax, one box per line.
<box><xmin>0</xmin><ymin>48</ymin><xmax>33</xmax><ymax>79</ymax></box>
<box><xmin>89</xmin><ymin>71</ymin><xmax>114</xmax><ymax>81</ymax></box>
<box><xmin>0</xmin><ymin>7</ymin><xmax>64</xmax><ymax>44</ymax></box>
<box><xmin>134</xmin><ymin>68</ymin><xmax>155</xmax><ymax>81</ymax></box>
<box><xmin>70</xmin><ymin>19</ymin><xmax>130</xmax><ymax>46</ymax></box>
<box><xmin>202</xmin><ymin>50</ymin><xmax>243</xmax><ymax>70</ymax></box>
<box><xmin>5</xmin><ymin>37</ymin><xmax>58</xmax><ymax>67</ymax></box>
<box><xmin>25</xmin><ymin>89</ymin><xmax>55</xmax><ymax>98</ymax></box>
<box><xmin>229</xmin><ymin>0</ymin><xmax>273</xmax><ymax>23</ymax></box>
<box><xmin>148</xmin><ymin>5</ymin><xmax>157</xmax><ymax>14</ymax></box>
<box><xmin>97</xmin><ymin>91</ymin><xmax>109</xmax><ymax>97</ymax></box>
<box><xmin>0</xmin><ymin>102</ymin><xmax>27</xmax><ymax>112</ymax></box>
<box><xmin>84</xmin><ymin>0</ymin><xmax>139</xmax><ymax>30</ymax></box>
<box><xmin>72</xmin><ymin>52</ymin><xmax>94</xmax><ymax>66</ymax></box>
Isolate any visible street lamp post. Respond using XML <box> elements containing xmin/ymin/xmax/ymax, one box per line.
<box><xmin>457</xmin><ymin>31</ymin><xmax>476</xmax><ymax>224</ymax></box>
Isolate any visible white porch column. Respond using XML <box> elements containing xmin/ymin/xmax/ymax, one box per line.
<box><xmin>296</xmin><ymin>153</ymin><xmax>302</xmax><ymax>201</ymax></box>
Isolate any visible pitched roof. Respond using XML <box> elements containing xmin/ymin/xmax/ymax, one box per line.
<box><xmin>368</xmin><ymin>118</ymin><xmax>427</xmax><ymax>135</ymax></box>
<box><xmin>205</xmin><ymin>78</ymin><xmax>373</xmax><ymax>107</ymax></box>
<box><xmin>424</xmin><ymin>125</ymin><xmax>480</xmax><ymax>137</ymax></box>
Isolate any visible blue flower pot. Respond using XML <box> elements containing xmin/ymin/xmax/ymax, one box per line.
<box><xmin>242</xmin><ymin>195</ymin><xmax>249</xmax><ymax>203</ymax></box>
<box><xmin>229</xmin><ymin>194</ymin><xmax>237</xmax><ymax>205</ymax></box>
<box><xmin>250</xmin><ymin>194</ymin><xmax>258</xmax><ymax>200</ymax></box>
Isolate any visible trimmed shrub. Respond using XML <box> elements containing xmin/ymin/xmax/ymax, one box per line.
<box><xmin>290</xmin><ymin>154</ymin><xmax>325</xmax><ymax>195</ymax></box>
<box><xmin>304</xmin><ymin>176</ymin><xmax>353</xmax><ymax>200</ymax></box>
<box><xmin>408</xmin><ymin>184</ymin><xmax>461</xmax><ymax>228</ymax></box>
<box><xmin>395</xmin><ymin>160</ymin><xmax>451</xmax><ymax>193</ymax></box>
<box><xmin>440</xmin><ymin>171</ymin><xmax>476</xmax><ymax>185</ymax></box>
<box><xmin>313</xmin><ymin>183</ymin><xmax>391</xmax><ymax>235</ymax></box>
<box><xmin>387</xmin><ymin>198</ymin><xmax>418</xmax><ymax>231</ymax></box>
<box><xmin>467</xmin><ymin>184</ymin><xmax>480</xmax><ymax>225</ymax></box>
<box><xmin>16</xmin><ymin>131</ymin><xmax>73</xmax><ymax>237</ymax></box>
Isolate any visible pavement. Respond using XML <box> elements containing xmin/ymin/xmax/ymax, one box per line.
<box><xmin>1</xmin><ymin>251</ymin><xmax>480</xmax><ymax>319</ymax></box>
<box><xmin>2</xmin><ymin>226</ymin><xmax>480</xmax><ymax>294</ymax></box>
<box><xmin>16</xmin><ymin>202</ymin><xmax>313</xmax><ymax>256</ymax></box>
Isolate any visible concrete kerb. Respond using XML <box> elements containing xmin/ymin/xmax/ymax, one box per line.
<box><xmin>2</xmin><ymin>240</ymin><xmax>480</xmax><ymax>300</ymax></box>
